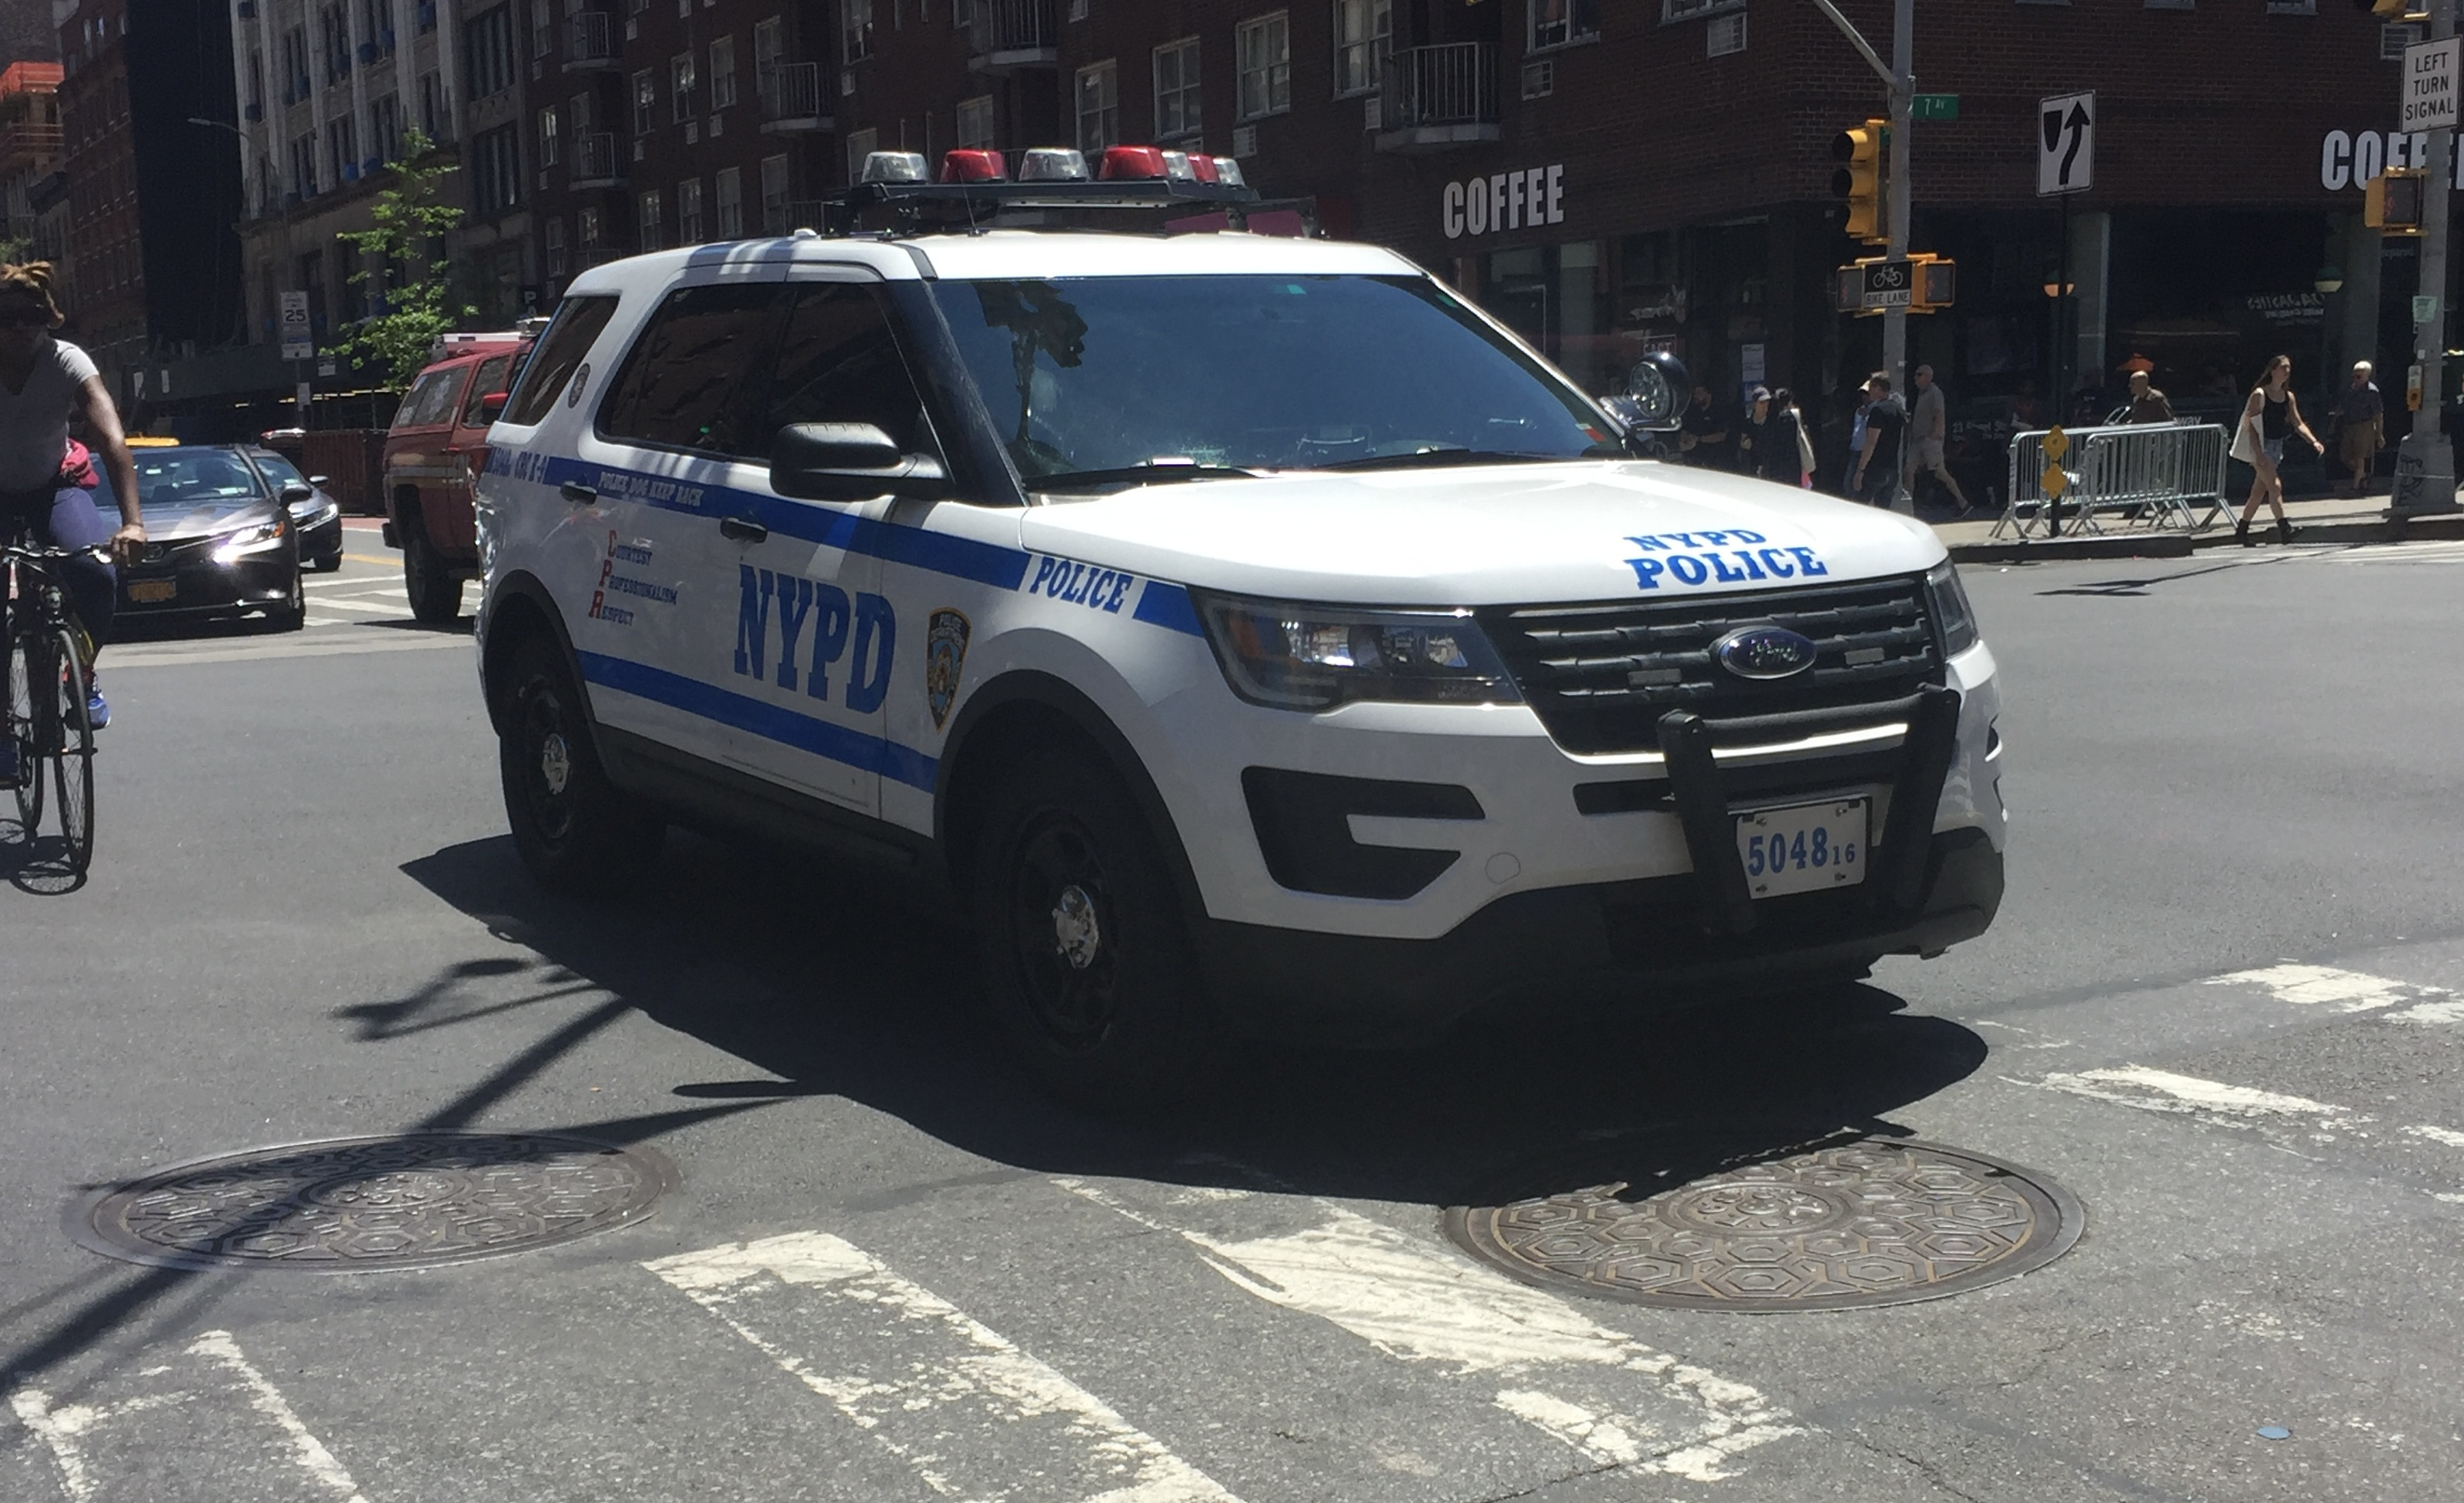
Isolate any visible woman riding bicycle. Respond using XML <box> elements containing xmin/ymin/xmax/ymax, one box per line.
<box><xmin>0</xmin><ymin>261</ymin><xmax>143</xmax><ymax>786</ymax></box>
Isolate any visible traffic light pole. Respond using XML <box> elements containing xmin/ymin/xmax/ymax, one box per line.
<box><xmin>1884</xmin><ymin>0</ymin><xmax>1913</xmax><ymax>404</ymax></box>
<box><xmin>2395</xmin><ymin>0</ymin><xmax>2459</xmax><ymax>513</ymax></box>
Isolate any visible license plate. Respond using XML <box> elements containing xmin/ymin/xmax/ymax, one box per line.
<box><xmin>1737</xmin><ymin>800</ymin><xmax>1867</xmax><ymax>898</ymax></box>
<box><xmin>127</xmin><ymin>579</ymin><xmax>176</xmax><ymax>603</ymax></box>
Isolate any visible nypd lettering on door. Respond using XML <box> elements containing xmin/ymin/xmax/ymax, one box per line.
<box><xmin>1442</xmin><ymin>164</ymin><xmax>1567</xmax><ymax>240</ymax></box>
<box><xmin>734</xmin><ymin>566</ymin><xmax>897</xmax><ymax>712</ymax></box>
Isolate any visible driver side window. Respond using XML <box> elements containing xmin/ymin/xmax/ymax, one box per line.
<box><xmin>755</xmin><ymin>283</ymin><xmax>938</xmax><ymax>461</ymax></box>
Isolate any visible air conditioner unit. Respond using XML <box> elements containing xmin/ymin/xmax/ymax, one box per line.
<box><xmin>1707</xmin><ymin>12</ymin><xmax>1746</xmax><ymax>55</ymax></box>
<box><xmin>1232</xmin><ymin>124</ymin><xmax>1256</xmax><ymax>157</ymax></box>
<box><xmin>1521</xmin><ymin>59</ymin><xmax>1553</xmax><ymax>99</ymax></box>
<box><xmin>1362</xmin><ymin>95</ymin><xmax>1380</xmax><ymax>130</ymax></box>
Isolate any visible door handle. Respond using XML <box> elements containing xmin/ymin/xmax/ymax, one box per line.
<box><xmin>718</xmin><ymin>515</ymin><xmax>768</xmax><ymax>543</ymax></box>
<box><xmin>558</xmin><ymin>481</ymin><xmax>597</xmax><ymax>506</ymax></box>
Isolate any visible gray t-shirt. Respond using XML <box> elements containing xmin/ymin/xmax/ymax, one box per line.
<box><xmin>0</xmin><ymin>336</ymin><xmax>97</xmax><ymax>493</ymax></box>
<box><xmin>1912</xmin><ymin>383</ymin><xmax>1947</xmax><ymax>443</ymax></box>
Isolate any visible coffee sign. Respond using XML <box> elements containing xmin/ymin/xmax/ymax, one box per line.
<box><xmin>1442</xmin><ymin>163</ymin><xmax>1566</xmax><ymax>239</ymax></box>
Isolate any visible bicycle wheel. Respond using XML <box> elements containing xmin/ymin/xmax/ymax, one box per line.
<box><xmin>45</xmin><ymin>625</ymin><xmax>92</xmax><ymax>873</ymax></box>
<box><xmin>7</xmin><ymin>630</ymin><xmax>43</xmax><ymax>838</ymax></box>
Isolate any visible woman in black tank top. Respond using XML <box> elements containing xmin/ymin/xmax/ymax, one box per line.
<box><xmin>2237</xmin><ymin>353</ymin><xmax>2321</xmax><ymax>545</ymax></box>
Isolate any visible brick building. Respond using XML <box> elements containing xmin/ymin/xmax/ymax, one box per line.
<box><xmin>0</xmin><ymin>62</ymin><xmax>67</xmax><ymax>264</ymax></box>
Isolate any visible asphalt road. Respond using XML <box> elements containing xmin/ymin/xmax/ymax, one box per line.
<box><xmin>3</xmin><ymin>533</ymin><xmax>2460</xmax><ymax>1502</ymax></box>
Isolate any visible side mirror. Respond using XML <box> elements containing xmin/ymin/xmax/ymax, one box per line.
<box><xmin>769</xmin><ymin>421</ymin><xmax>948</xmax><ymax>501</ymax></box>
<box><xmin>307</xmin><ymin>473</ymin><xmax>330</xmax><ymax>486</ymax></box>
<box><xmin>279</xmin><ymin>479</ymin><xmax>316</xmax><ymax>503</ymax></box>
<box><xmin>478</xmin><ymin>391</ymin><xmax>509</xmax><ymax>423</ymax></box>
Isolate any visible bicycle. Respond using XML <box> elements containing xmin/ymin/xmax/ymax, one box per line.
<box><xmin>3</xmin><ymin>536</ymin><xmax>104</xmax><ymax>875</ymax></box>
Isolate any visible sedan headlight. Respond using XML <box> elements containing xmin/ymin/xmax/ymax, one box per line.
<box><xmin>1195</xmin><ymin>592</ymin><xmax>1522</xmax><ymax>710</ymax></box>
<box><xmin>211</xmin><ymin>515</ymin><xmax>288</xmax><ymax>565</ymax></box>
<box><xmin>1926</xmin><ymin>560</ymin><xmax>1979</xmax><ymax>656</ymax></box>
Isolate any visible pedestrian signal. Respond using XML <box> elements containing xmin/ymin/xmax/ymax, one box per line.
<box><xmin>2355</xmin><ymin>0</ymin><xmax>2428</xmax><ymax>19</ymax></box>
<box><xmin>2366</xmin><ymin>166</ymin><xmax>2426</xmax><ymax>235</ymax></box>
<box><xmin>1830</xmin><ymin>120</ymin><xmax>1889</xmax><ymax>245</ymax></box>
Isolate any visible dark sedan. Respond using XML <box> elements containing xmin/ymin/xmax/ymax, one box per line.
<box><xmin>102</xmin><ymin>445</ymin><xmax>304</xmax><ymax>632</ymax></box>
<box><xmin>239</xmin><ymin>446</ymin><xmax>344</xmax><ymax>571</ymax></box>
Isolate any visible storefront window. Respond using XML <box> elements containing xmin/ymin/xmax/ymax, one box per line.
<box><xmin>1478</xmin><ymin>239</ymin><xmax>1613</xmax><ymax>395</ymax></box>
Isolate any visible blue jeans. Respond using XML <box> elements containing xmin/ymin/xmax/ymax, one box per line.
<box><xmin>2</xmin><ymin>485</ymin><xmax>117</xmax><ymax>650</ymax></box>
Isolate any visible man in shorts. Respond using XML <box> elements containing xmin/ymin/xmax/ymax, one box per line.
<box><xmin>1901</xmin><ymin>364</ymin><xmax>1971</xmax><ymax>515</ymax></box>
<box><xmin>2333</xmin><ymin>361</ymin><xmax>2385</xmax><ymax>498</ymax></box>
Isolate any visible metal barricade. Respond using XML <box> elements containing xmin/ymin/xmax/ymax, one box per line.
<box><xmin>1992</xmin><ymin>423</ymin><xmax>2228</xmax><ymax>539</ymax></box>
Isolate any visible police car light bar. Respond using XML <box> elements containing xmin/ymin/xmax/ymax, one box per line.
<box><xmin>834</xmin><ymin>144</ymin><xmax>1259</xmax><ymax>226</ymax></box>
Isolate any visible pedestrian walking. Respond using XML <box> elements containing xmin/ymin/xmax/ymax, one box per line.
<box><xmin>1745</xmin><ymin>386</ymin><xmax>1806</xmax><ymax>486</ymax></box>
<box><xmin>2230</xmin><ymin>353</ymin><xmax>2323</xmax><ymax>545</ymax></box>
<box><xmin>2121</xmin><ymin>369</ymin><xmax>2176</xmax><ymax>423</ymax></box>
<box><xmin>1852</xmin><ymin>372</ymin><xmax>1907</xmax><ymax>509</ymax></box>
<box><xmin>1678</xmin><ymin>385</ymin><xmax>1731</xmax><ymax>469</ymax></box>
<box><xmin>2332</xmin><ymin>360</ymin><xmax>2385</xmax><ymax>498</ymax></box>
<box><xmin>1901</xmin><ymin>364</ymin><xmax>1971</xmax><ymax>515</ymax></box>
<box><xmin>1839</xmin><ymin>389</ymin><xmax>1872</xmax><ymax>496</ymax></box>
<box><xmin>1775</xmin><ymin>389</ymin><xmax>1817</xmax><ymax>487</ymax></box>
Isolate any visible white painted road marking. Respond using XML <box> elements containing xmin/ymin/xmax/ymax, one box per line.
<box><xmin>186</xmin><ymin>1331</ymin><xmax>369</xmax><ymax>1501</ymax></box>
<box><xmin>1053</xmin><ymin>1179</ymin><xmax>1799</xmax><ymax>1484</ymax></box>
<box><xmin>107</xmin><ymin>634</ymin><xmax>469</xmax><ymax>670</ymax></box>
<box><xmin>2206</xmin><ymin>963</ymin><xmax>2462</xmax><ymax>1024</ymax></box>
<box><xmin>646</xmin><ymin>1231</ymin><xmax>1242</xmax><ymax>1503</ymax></box>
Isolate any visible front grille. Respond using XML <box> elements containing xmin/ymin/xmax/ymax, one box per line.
<box><xmin>1483</xmin><ymin>576</ymin><xmax>1941</xmax><ymax>754</ymax></box>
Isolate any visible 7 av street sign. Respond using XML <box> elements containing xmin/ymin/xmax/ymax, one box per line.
<box><xmin>2038</xmin><ymin>92</ymin><xmax>2095</xmax><ymax>197</ymax></box>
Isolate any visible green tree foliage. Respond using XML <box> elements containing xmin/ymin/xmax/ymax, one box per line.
<box><xmin>331</xmin><ymin>130</ymin><xmax>473</xmax><ymax>389</ymax></box>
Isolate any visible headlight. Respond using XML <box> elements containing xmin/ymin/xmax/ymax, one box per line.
<box><xmin>210</xmin><ymin>516</ymin><xmax>288</xmax><ymax>564</ymax></box>
<box><xmin>1195</xmin><ymin>592</ymin><xmax>1523</xmax><ymax>711</ymax></box>
<box><xmin>1926</xmin><ymin>560</ymin><xmax>1979</xmax><ymax>656</ymax></box>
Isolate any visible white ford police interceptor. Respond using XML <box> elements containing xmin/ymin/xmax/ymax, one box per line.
<box><xmin>473</xmin><ymin>172</ymin><xmax>2002</xmax><ymax>1097</ymax></box>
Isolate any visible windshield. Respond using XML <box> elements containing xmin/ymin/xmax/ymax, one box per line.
<box><xmin>247</xmin><ymin>449</ymin><xmax>311</xmax><ymax>489</ymax></box>
<box><xmin>928</xmin><ymin>274</ymin><xmax>1618</xmax><ymax>482</ymax></box>
<box><xmin>126</xmin><ymin>448</ymin><xmax>268</xmax><ymax>512</ymax></box>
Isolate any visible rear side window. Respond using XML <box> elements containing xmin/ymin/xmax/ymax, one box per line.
<box><xmin>758</xmin><ymin>284</ymin><xmax>938</xmax><ymax>458</ymax></box>
<box><xmin>391</xmin><ymin>366</ymin><xmax>464</xmax><ymax>431</ymax></box>
<box><xmin>459</xmin><ymin>355</ymin><xmax>514</xmax><ymax>426</ymax></box>
<box><xmin>597</xmin><ymin>282</ymin><xmax>787</xmax><ymax>458</ymax></box>
<box><xmin>503</xmin><ymin>293</ymin><xmax>620</xmax><ymax>426</ymax></box>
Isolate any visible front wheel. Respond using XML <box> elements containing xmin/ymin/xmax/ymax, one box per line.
<box><xmin>970</xmin><ymin>750</ymin><xmax>1213</xmax><ymax>1105</ymax></box>
<box><xmin>49</xmin><ymin>626</ymin><xmax>93</xmax><ymax>874</ymax></box>
<box><xmin>7</xmin><ymin>631</ymin><xmax>45</xmax><ymax>838</ymax></box>
<box><xmin>496</xmin><ymin>635</ymin><xmax>661</xmax><ymax>894</ymax></box>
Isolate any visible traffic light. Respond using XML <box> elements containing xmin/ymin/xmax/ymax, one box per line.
<box><xmin>1831</xmin><ymin>120</ymin><xmax>1889</xmax><ymax>245</ymax></box>
<box><xmin>2367</xmin><ymin>165</ymin><xmax>2426</xmax><ymax>236</ymax></box>
<box><xmin>2355</xmin><ymin>0</ymin><xmax>2427</xmax><ymax>19</ymax></box>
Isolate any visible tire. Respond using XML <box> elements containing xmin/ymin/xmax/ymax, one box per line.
<box><xmin>265</xmin><ymin>569</ymin><xmax>306</xmax><ymax>633</ymax></box>
<box><xmin>496</xmin><ymin>634</ymin><xmax>661</xmax><ymax>895</ymax></box>
<box><xmin>313</xmin><ymin>542</ymin><xmax>343</xmax><ymax>573</ymax></box>
<box><xmin>47</xmin><ymin>625</ymin><xmax>92</xmax><ymax>875</ymax></box>
<box><xmin>403</xmin><ymin>520</ymin><xmax>463</xmax><ymax>625</ymax></box>
<box><xmin>970</xmin><ymin>749</ymin><xmax>1213</xmax><ymax>1105</ymax></box>
<box><xmin>7</xmin><ymin>631</ymin><xmax>43</xmax><ymax>838</ymax></box>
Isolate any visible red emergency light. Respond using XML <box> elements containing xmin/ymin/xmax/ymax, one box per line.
<box><xmin>1096</xmin><ymin>145</ymin><xmax>1169</xmax><ymax>180</ymax></box>
<box><xmin>940</xmin><ymin>149</ymin><xmax>1008</xmax><ymax>182</ymax></box>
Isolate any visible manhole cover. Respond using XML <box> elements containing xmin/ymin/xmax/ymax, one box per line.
<box><xmin>71</xmin><ymin>1132</ymin><xmax>675</xmax><ymax>1273</ymax></box>
<box><xmin>1444</xmin><ymin>1138</ymin><xmax>2080</xmax><ymax>1311</ymax></box>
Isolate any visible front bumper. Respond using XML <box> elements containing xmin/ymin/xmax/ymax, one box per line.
<box><xmin>1195</xmin><ymin>827</ymin><xmax>2002</xmax><ymax>1045</ymax></box>
<box><xmin>117</xmin><ymin>553</ymin><xmax>296</xmax><ymax>620</ymax></box>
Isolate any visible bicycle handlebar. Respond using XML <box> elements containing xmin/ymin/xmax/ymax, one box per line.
<box><xmin>2</xmin><ymin>542</ymin><xmax>112</xmax><ymax>563</ymax></box>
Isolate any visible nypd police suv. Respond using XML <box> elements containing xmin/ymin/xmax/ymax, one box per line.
<box><xmin>473</xmin><ymin>146</ymin><xmax>2004</xmax><ymax>1097</ymax></box>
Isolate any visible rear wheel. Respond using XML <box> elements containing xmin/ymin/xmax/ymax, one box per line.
<box><xmin>403</xmin><ymin>518</ymin><xmax>463</xmax><ymax>625</ymax></box>
<box><xmin>496</xmin><ymin>634</ymin><xmax>661</xmax><ymax>894</ymax></box>
<box><xmin>970</xmin><ymin>750</ymin><xmax>1212</xmax><ymax>1105</ymax></box>
<box><xmin>48</xmin><ymin>626</ymin><xmax>92</xmax><ymax>874</ymax></box>
<box><xmin>7</xmin><ymin>632</ymin><xmax>44</xmax><ymax>837</ymax></box>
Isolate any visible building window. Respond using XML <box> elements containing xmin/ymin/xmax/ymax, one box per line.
<box><xmin>1152</xmin><ymin>38</ymin><xmax>1200</xmax><ymax>141</ymax></box>
<box><xmin>632</xmin><ymin>68</ymin><xmax>655</xmax><ymax>135</ymax></box>
<box><xmin>531</xmin><ymin>0</ymin><xmax>553</xmax><ymax>60</ymax></box>
<box><xmin>709</xmin><ymin>35</ymin><xmax>737</xmax><ymax>108</ymax></box>
<box><xmin>545</xmin><ymin>215</ymin><xmax>566</xmax><ymax>275</ymax></box>
<box><xmin>955</xmin><ymin>93</ymin><xmax>994</xmax><ymax>149</ymax></box>
<box><xmin>571</xmin><ymin>90</ymin><xmax>595</xmax><ymax>132</ymax></box>
<box><xmin>579</xmin><ymin>204</ymin><xmax>602</xmax><ymax>248</ymax></box>
<box><xmin>1333</xmin><ymin>0</ymin><xmax>1389</xmax><ymax>97</ymax></box>
<box><xmin>840</xmin><ymin>0</ymin><xmax>870</xmax><ymax>61</ymax></box>
<box><xmin>471</xmin><ymin>122</ymin><xmax>521</xmax><ymax>212</ymax></box>
<box><xmin>715</xmin><ymin>163</ymin><xmax>741</xmax><ymax>235</ymax></box>
<box><xmin>325</xmin><ymin>114</ymin><xmax>356</xmax><ymax>182</ymax></box>
<box><xmin>844</xmin><ymin>126</ymin><xmax>876</xmax><ymax>184</ymax></box>
<box><xmin>538</xmin><ymin>104</ymin><xmax>559</xmax><ymax>165</ymax></box>
<box><xmin>247</xmin><ymin>51</ymin><xmax>265</xmax><ymax>115</ymax></box>
<box><xmin>373</xmin><ymin>93</ymin><xmax>400</xmax><ymax>159</ymax></box>
<box><xmin>677</xmin><ymin>175</ymin><xmax>704</xmax><ymax>241</ymax></box>
<box><xmin>637</xmin><ymin>188</ymin><xmax>664</xmax><ymax>249</ymax></box>
<box><xmin>670</xmin><ymin>52</ymin><xmax>695</xmax><ymax>121</ymax></box>
<box><xmin>1531</xmin><ymin>0</ymin><xmax>1600</xmax><ymax>47</ymax></box>
<box><xmin>760</xmin><ymin>152</ymin><xmax>789</xmax><ymax>232</ymax></box>
<box><xmin>292</xmin><ymin>131</ymin><xmax>318</xmax><ymax>195</ymax></box>
<box><xmin>1235</xmin><ymin>14</ymin><xmax>1289</xmax><ymax>121</ymax></box>
<box><xmin>417</xmin><ymin>70</ymin><xmax>443</xmax><ymax>139</ymax></box>
<box><xmin>1074</xmin><ymin>60</ymin><xmax>1118</xmax><ymax>150</ymax></box>
<box><xmin>466</xmin><ymin>5</ymin><xmax>515</xmax><ymax>99</ymax></box>
<box><xmin>1660</xmin><ymin>0</ymin><xmax>1739</xmax><ymax>18</ymax></box>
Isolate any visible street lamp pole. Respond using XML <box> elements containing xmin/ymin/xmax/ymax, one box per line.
<box><xmin>1883</xmin><ymin>0</ymin><xmax>1913</xmax><ymax>402</ymax></box>
<box><xmin>2394</xmin><ymin>0</ymin><xmax>2460</xmax><ymax>513</ymax></box>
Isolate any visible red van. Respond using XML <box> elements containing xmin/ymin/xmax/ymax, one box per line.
<box><xmin>381</xmin><ymin>330</ymin><xmax>533</xmax><ymax>623</ymax></box>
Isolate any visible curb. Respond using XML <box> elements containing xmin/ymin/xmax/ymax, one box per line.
<box><xmin>1947</xmin><ymin>509</ymin><xmax>2464</xmax><ymax>563</ymax></box>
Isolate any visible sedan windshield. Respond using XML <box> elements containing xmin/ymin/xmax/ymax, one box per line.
<box><xmin>928</xmin><ymin>274</ymin><xmax>1619</xmax><ymax>482</ymax></box>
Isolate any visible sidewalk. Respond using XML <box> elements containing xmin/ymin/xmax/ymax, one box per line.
<box><xmin>1931</xmin><ymin>489</ymin><xmax>2464</xmax><ymax>562</ymax></box>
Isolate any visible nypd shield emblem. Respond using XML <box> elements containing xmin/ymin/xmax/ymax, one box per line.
<box><xmin>925</xmin><ymin>609</ymin><xmax>971</xmax><ymax>730</ymax></box>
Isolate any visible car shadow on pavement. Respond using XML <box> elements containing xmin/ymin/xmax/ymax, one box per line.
<box><xmin>393</xmin><ymin>828</ymin><xmax>1989</xmax><ymax>1214</ymax></box>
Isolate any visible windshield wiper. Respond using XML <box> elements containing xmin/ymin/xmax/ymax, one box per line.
<box><xmin>1028</xmin><ymin>464</ymin><xmax>1262</xmax><ymax>491</ymax></box>
<box><xmin>1309</xmin><ymin>449</ymin><xmax>1568</xmax><ymax>473</ymax></box>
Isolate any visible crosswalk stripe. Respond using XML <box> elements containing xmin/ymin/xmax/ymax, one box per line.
<box><xmin>296</xmin><ymin>596</ymin><xmax>407</xmax><ymax>615</ymax></box>
<box><xmin>1051</xmin><ymin>1178</ymin><xmax>1798</xmax><ymax>1484</ymax></box>
<box><xmin>2205</xmin><ymin>963</ymin><xmax>2461</xmax><ymax>1023</ymax></box>
<box><xmin>646</xmin><ymin>1231</ymin><xmax>1243</xmax><ymax>1503</ymax></box>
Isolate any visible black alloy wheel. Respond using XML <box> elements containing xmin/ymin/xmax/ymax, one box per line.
<box><xmin>496</xmin><ymin>635</ymin><xmax>660</xmax><ymax>893</ymax></box>
<box><xmin>971</xmin><ymin>750</ymin><xmax>1211</xmax><ymax>1104</ymax></box>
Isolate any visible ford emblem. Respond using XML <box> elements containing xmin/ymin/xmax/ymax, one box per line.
<box><xmin>1713</xmin><ymin>626</ymin><xmax>1819</xmax><ymax>680</ymax></box>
